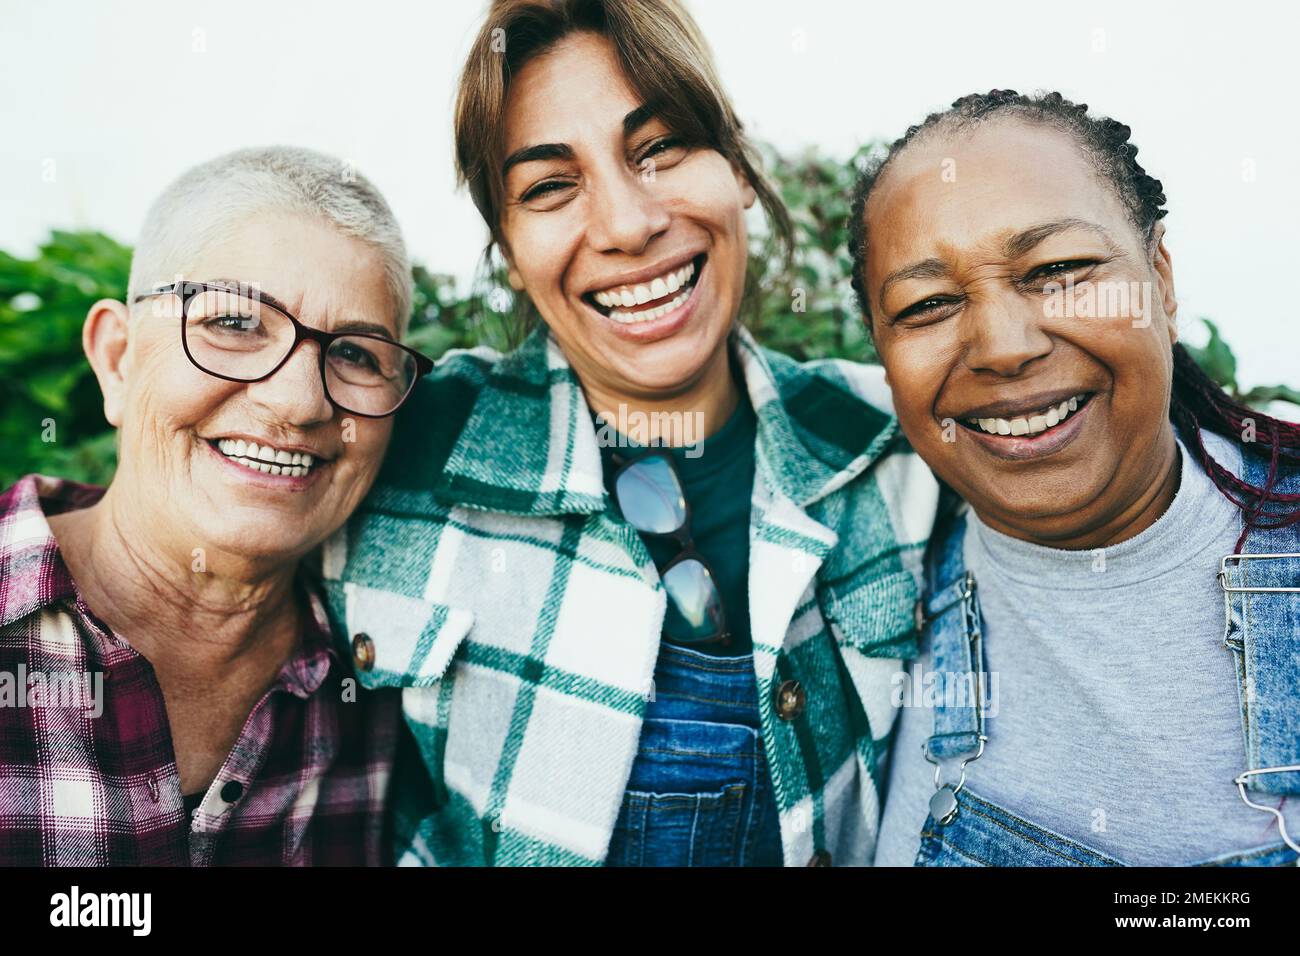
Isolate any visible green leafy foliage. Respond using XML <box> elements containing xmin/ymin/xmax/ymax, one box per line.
<box><xmin>0</xmin><ymin>230</ymin><xmax>130</xmax><ymax>488</ymax></box>
<box><xmin>1</xmin><ymin>148</ymin><xmax>1292</xmax><ymax>488</ymax></box>
<box><xmin>1182</xmin><ymin>318</ymin><xmax>1239</xmax><ymax>392</ymax></box>
<box><xmin>746</xmin><ymin>144</ymin><xmax>878</xmax><ymax>363</ymax></box>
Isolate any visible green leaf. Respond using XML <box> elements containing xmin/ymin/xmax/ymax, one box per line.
<box><xmin>1238</xmin><ymin>384</ymin><xmax>1300</xmax><ymax>411</ymax></box>
<box><xmin>1182</xmin><ymin>318</ymin><xmax>1238</xmax><ymax>392</ymax></box>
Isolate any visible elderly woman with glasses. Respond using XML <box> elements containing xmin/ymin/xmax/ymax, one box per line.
<box><xmin>0</xmin><ymin>146</ymin><xmax>431</xmax><ymax>866</ymax></box>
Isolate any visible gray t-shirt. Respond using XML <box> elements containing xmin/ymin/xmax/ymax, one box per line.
<box><xmin>875</xmin><ymin>432</ymin><xmax>1299</xmax><ymax>866</ymax></box>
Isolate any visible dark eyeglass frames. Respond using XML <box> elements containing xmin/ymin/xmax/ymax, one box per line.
<box><xmin>609</xmin><ymin>449</ymin><xmax>729</xmax><ymax>647</ymax></box>
<box><xmin>133</xmin><ymin>279</ymin><xmax>433</xmax><ymax>418</ymax></box>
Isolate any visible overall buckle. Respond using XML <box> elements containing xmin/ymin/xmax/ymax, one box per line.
<box><xmin>1234</xmin><ymin>765</ymin><xmax>1300</xmax><ymax>855</ymax></box>
<box><xmin>1218</xmin><ymin>553</ymin><xmax>1300</xmax><ymax>593</ymax></box>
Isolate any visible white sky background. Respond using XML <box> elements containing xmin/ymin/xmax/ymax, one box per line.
<box><xmin>1</xmin><ymin>0</ymin><xmax>1295</xmax><ymax>388</ymax></box>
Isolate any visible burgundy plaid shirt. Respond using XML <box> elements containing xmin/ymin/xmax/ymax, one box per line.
<box><xmin>0</xmin><ymin>475</ymin><xmax>400</xmax><ymax>866</ymax></box>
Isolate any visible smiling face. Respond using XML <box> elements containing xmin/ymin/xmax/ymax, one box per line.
<box><xmin>499</xmin><ymin>31</ymin><xmax>756</xmax><ymax>407</ymax></box>
<box><xmin>108</xmin><ymin>214</ymin><xmax>397</xmax><ymax>565</ymax></box>
<box><xmin>863</xmin><ymin>119</ymin><xmax>1181</xmax><ymax>547</ymax></box>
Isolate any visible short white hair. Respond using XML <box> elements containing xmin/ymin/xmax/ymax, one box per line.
<box><xmin>128</xmin><ymin>146</ymin><xmax>412</xmax><ymax>331</ymax></box>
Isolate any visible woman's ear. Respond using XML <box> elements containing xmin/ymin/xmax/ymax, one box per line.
<box><xmin>498</xmin><ymin>239</ymin><xmax>525</xmax><ymax>292</ymax></box>
<box><xmin>733</xmin><ymin>165</ymin><xmax>757</xmax><ymax>210</ymax></box>
<box><xmin>506</xmin><ymin>261</ymin><xmax>525</xmax><ymax>292</ymax></box>
<box><xmin>1149</xmin><ymin>221</ymin><xmax>1178</xmax><ymax>343</ymax></box>
<box><xmin>82</xmin><ymin>298</ymin><xmax>133</xmax><ymax>427</ymax></box>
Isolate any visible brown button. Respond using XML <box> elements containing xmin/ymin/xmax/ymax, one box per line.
<box><xmin>775</xmin><ymin>680</ymin><xmax>806</xmax><ymax>721</ymax></box>
<box><xmin>352</xmin><ymin>632</ymin><xmax>376</xmax><ymax>672</ymax></box>
<box><xmin>807</xmin><ymin>850</ymin><xmax>832</xmax><ymax>867</ymax></box>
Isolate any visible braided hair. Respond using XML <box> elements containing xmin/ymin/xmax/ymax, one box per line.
<box><xmin>847</xmin><ymin>90</ymin><xmax>1300</xmax><ymax>550</ymax></box>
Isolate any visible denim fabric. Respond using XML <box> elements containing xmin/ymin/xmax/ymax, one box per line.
<box><xmin>605</xmin><ymin>643</ymin><xmax>784</xmax><ymax>866</ymax></box>
<box><xmin>911</xmin><ymin>450</ymin><xmax>1300</xmax><ymax>867</ymax></box>
<box><xmin>1222</xmin><ymin>450</ymin><xmax>1300</xmax><ymax>799</ymax></box>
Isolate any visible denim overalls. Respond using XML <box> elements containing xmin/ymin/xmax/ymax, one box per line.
<box><xmin>604</xmin><ymin>642</ymin><xmax>784</xmax><ymax>866</ymax></box>
<box><xmin>915</xmin><ymin>451</ymin><xmax>1300</xmax><ymax>867</ymax></box>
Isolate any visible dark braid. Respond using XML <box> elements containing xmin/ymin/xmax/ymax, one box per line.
<box><xmin>848</xmin><ymin>89</ymin><xmax>1168</xmax><ymax>318</ymax></box>
<box><xmin>847</xmin><ymin>89</ymin><xmax>1300</xmax><ymax>551</ymax></box>
<box><xmin>1170</xmin><ymin>347</ymin><xmax>1300</xmax><ymax>550</ymax></box>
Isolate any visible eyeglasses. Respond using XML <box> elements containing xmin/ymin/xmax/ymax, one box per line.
<box><xmin>609</xmin><ymin>449</ymin><xmax>729</xmax><ymax>647</ymax></box>
<box><xmin>133</xmin><ymin>279</ymin><xmax>433</xmax><ymax>418</ymax></box>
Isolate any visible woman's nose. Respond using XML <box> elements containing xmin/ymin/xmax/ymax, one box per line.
<box><xmin>962</xmin><ymin>293</ymin><xmax>1054</xmax><ymax>377</ymax></box>
<box><xmin>243</xmin><ymin>340</ymin><xmax>335</xmax><ymax>425</ymax></box>
<box><xmin>586</xmin><ymin>167</ymin><xmax>671</xmax><ymax>255</ymax></box>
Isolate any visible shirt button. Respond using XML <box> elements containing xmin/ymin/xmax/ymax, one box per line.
<box><xmin>220</xmin><ymin>780</ymin><xmax>244</xmax><ymax>803</ymax></box>
<box><xmin>352</xmin><ymin>632</ymin><xmax>376</xmax><ymax>672</ymax></box>
<box><xmin>807</xmin><ymin>850</ymin><xmax>832</xmax><ymax>867</ymax></box>
<box><xmin>774</xmin><ymin>680</ymin><xmax>806</xmax><ymax>721</ymax></box>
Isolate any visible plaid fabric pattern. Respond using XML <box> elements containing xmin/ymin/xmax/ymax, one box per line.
<box><xmin>324</xmin><ymin>325</ymin><xmax>938</xmax><ymax>866</ymax></box>
<box><xmin>0</xmin><ymin>475</ymin><xmax>400</xmax><ymax>866</ymax></box>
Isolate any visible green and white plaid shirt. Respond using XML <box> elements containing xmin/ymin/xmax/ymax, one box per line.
<box><xmin>322</xmin><ymin>325</ymin><xmax>938</xmax><ymax>866</ymax></box>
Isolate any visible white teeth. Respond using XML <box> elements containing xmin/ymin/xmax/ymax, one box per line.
<box><xmin>608</xmin><ymin>289</ymin><xmax>691</xmax><ymax>324</ymax></box>
<box><xmin>594</xmin><ymin>261</ymin><xmax>697</xmax><ymax>317</ymax></box>
<box><xmin>971</xmin><ymin>394</ymin><xmax>1089</xmax><ymax>436</ymax></box>
<box><xmin>213</xmin><ymin>438</ymin><xmax>319</xmax><ymax>477</ymax></box>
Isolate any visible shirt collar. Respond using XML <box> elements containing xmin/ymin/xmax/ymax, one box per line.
<box><xmin>273</xmin><ymin>583</ymin><xmax>341</xmax><ymax>700</ymax></box>
<box><xmin>431</xmin><ymin>324</ymin><xmax>898</xmax><ymax>516</ymax></box>
<box><xmin>0</xmin><ymin>475</ymin><xmax>102</xmax><ymax>629</ymax></box>
<box><xmin>0</xmin><ymin>474</ymin><xmax>340</xmax><ymax>698</ymax></box>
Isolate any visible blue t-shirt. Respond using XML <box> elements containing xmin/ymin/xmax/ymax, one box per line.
<box><xmin>598</xmin><ymin>396</ymin><xmax>757</xmax><ymax>656</ymax></box>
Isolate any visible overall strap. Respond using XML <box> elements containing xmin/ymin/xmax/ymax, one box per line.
<box><xmin>922</xmin><ymin>509</ymin><xmax>987</xmax><ymax>763</ymax></box>
<box><xmin>1220</xmin><ymin>450</ymin><xmax>1300</xmax><ymax>798</ymax></box>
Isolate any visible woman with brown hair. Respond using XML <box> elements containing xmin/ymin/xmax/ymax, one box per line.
<box><xmin>323</xmin><ymin>0</ymin><xmax>938</xmax><ymax>866</ymax></box>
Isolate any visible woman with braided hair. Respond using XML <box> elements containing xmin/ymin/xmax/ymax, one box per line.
<box><xmin>856</xmin><ymin>91</ymin><xmax>1300</xmax><ymax>866</ymax></box>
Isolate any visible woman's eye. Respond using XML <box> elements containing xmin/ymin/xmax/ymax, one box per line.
<box><xmin>1027</xmin><ymin>260</ymin><xmax>1098</xmax><ymax>284</ymax></box>
<box><xmin>335</xmin><ymin>342</ymin><xmax>378</xmax><ymax>369</ymax></box>
<box><xmin>636</xmin><ymin>136</ymin><xmax>688</xmax><ymax>169</ymax></box>
<box><xmin>895</xmin><ymin>296</ymin><xmax>961</xmax><ymax>324</ymax></box>
<box><xmin>207</xmin><ymin>314</ymin><xmax>260</xmax><ymax>331</ymax></box>
<box><xmin>520</xmin><ymin>179</ymin><xmax>574</xmax><ymax>203</ymax></box>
